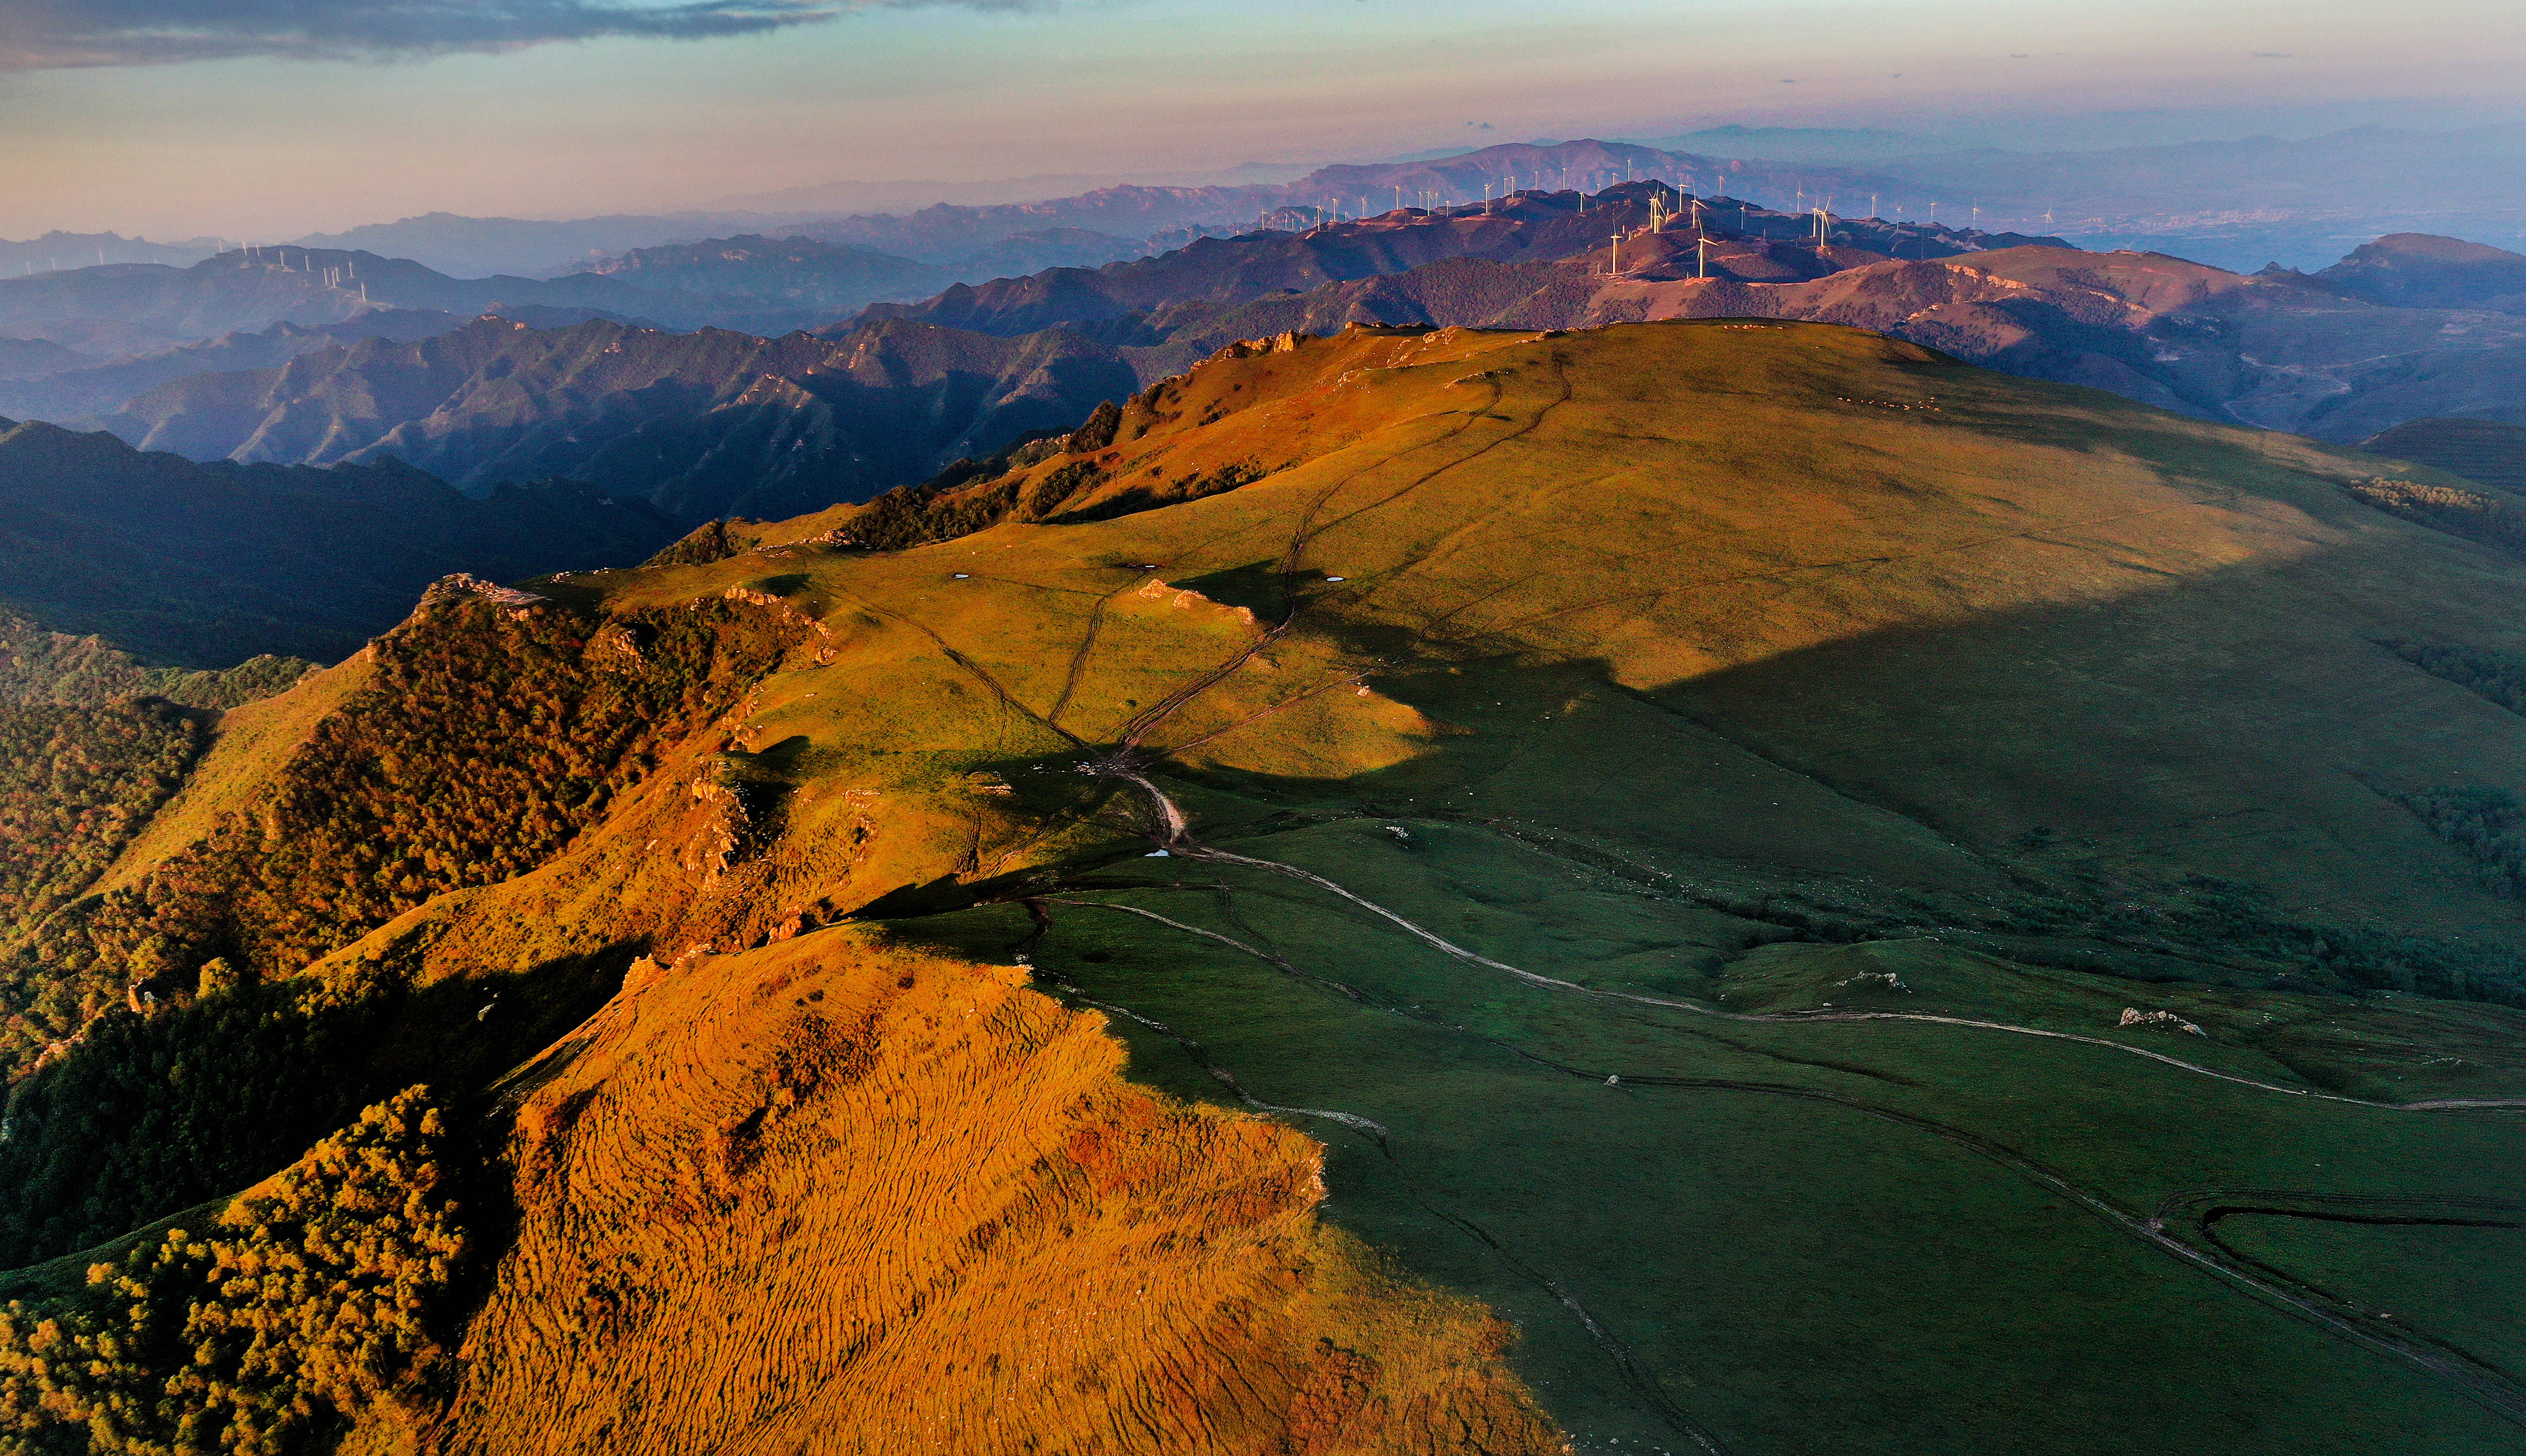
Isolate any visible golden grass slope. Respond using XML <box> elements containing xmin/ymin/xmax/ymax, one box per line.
<box><xmin>421</xmin><ymin>930</ymin><xmax>1562</xmax><ymax>1456</ymax></box>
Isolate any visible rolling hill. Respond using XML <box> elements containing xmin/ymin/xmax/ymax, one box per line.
<box><xmin>1077</xmin><ymin>219</ymin><xmax>2526</xmax><ymax>443</ymax></box>
<box><xmin>2313</xmin><ymin>233</ymin><xmax>2526</xmax><ymax>314</ymax></box>
<box><xmin>2</xmin><ymin>321</ymin><xmax>2521</xmax><ymax>1455</ymax></box>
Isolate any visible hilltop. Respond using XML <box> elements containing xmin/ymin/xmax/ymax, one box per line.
<box><xmin>2</xmin><ymin>321</ymin><xmax>2521</xmax><ymax>1454</ymax></box>
<box><xmin>2312</xmin><ymin>233</ymin><xmax>2526</xmax><ymax>314</ymax></box>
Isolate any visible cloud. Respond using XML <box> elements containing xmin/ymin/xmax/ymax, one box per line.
<box><xmin>0</xmin><ymin>0</ymin><xmax>988</xmax><ymax>71</ymax></box>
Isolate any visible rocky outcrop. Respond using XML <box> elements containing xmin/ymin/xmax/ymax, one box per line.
<box><xmin>2119</xmin><ymin>1007</ymin><xmax>2206</xmax><ymax>1035</ymax></box>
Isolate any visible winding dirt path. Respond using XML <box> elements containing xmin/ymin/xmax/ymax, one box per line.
<box><xmin>1096</xmin><ymin>764</ymin><xmax>2526</xmax><ymax>1115</ymax></box>
<box><xmin>1033</xmin><ymin>880</ymin><xmax>2526</xmax><ymax>1431</ymax></box>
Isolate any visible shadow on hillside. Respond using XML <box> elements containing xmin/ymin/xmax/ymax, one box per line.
<box><xmin>0</xmin><ymin>941</ymin><xmax>635</xmax><ymax>1274</ymax></box>
<box><xmin>877</xmin><ymin>526</ymin><xmax>2526</xmax><ymax>1015</ymax></box>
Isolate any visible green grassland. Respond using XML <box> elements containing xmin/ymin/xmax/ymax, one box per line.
<box><xmin>9</xmin><ymin>318</ymin><xmax>2526</xmax><ymax>1454</ymax></box>
<box><xmin>761</xmin><ymin>320</ymin><xmax>2526</xmax><ymax>1452</ymax></box>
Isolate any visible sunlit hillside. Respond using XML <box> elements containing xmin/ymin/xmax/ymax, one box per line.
<box><xmin>6</xmin><ymin>320</ymin><xmax>2525</xmax><ymax>1455</ymax></box>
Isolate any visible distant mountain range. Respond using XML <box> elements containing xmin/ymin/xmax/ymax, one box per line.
<box><xmin>0</xmin><ymin>248</ymin><xmax>680</xmax><ymax>355</ymax></box>
<box><xmin>83</xmin><ymin>184</ymin><xmax>2523</xmax><ymax>531</ymax></box>
<box><xmin>100</xmin><ymin>315</ymin><xmax>1136</xmax><ymax>524</ymax></box>
<box><xmin>562</xmin><ymin>230</ymin><xmax>1149</xmax><ymax>334</ymax></box>
<box><xmin>0</xmin><ymin>231</ymin><xmax>219</xmax><ymax>277</ymax></box>
<box><xmin>84</xmin><ymin>191</ymin><xmax>2044</xmax><ymax>522</ymax></box>
<box><xmin>0</xmin><ymin>308</ymin><xmax>610</xmax><ymax>422</ymax></box>
<box><xmin>14</xmin><ymin>171</ymin><xmax>2526</xmax><ymax>544</ymax></box>
<box><xmin>0</xmin><ymin>413</ymin><xmax>677</xmax><ymax>667</ymax></box>
<box><xmin>264</xmin><ymin>140</ymin><xmax>1907</xmax><ymax>280</ymax></box>
<box><xmin>849</xmin><ymin>192</ymin><xmax>2030</xmax><ymax>342</ymax></box>
<box><xmin>246</xmin><ymin>125</ymin><xmax>2526</xmax><ymax>285</ymax></box>
<box><xmin>1863</xmin><ymin>125</ymin><xmax>2526</xmax><ymax>271</ymax></box>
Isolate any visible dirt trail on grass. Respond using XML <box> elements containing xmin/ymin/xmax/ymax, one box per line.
<box><xmin>1100</xmin><ymin>763</ymin><xmax>2526</xmax><ymax>1115</ymax></box>
<box><xmin>1030</xmin><ymin>869</ymin><xmax>2526</xmax><ymax>1433</ymax></box>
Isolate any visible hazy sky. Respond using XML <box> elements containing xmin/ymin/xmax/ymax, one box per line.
<box><xmin>2</xmin><ymin>0</ymin><xmax>2520</xmax><ymax>239</ymax></box>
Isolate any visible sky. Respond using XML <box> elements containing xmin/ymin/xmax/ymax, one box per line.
<box><xmin>1</xmin><ymin>0</ymin><xmax>2521</xmax><ymax>240</ymax></box>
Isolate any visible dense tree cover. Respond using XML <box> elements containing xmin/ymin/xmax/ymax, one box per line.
<box><xmin>0</xmin><ymin>591</ymin><xmax>797</xmax><ymax>1077</ymax></box>
<box><xmin>1025</xmin><ymin>459</ymin><xmax>1106</xmax><ymax>518</ymax></box>
<box><xmin>0</xmin><ymin>1087</ymin><xmax>463</xmax><ymax>1455</ymax></box>
<box><xmin>2347</xmin><ymin>475</ymin><xmax>2526</xmax><ymax>556</ymax></box>
<box><xmin>2390</xmin><ymin>785</ymin><xmax>2526</xmax><ymax>902</ymax></box>
<box><xmin>834</xmin><ymin>453</ymin><xmax>1275</xmax><ymax>549</ymax></box>
<box><xmin>1048</xmin><ymin>459</ymin><xmax>1262</xmax><ymax>524</ymax></box>
<box><xmin>0</xmin><ymin>613</ymin><xmax>309</xmax><ymax>710</ymax></box>
<box><xmin>2387</xmin><ymin>640</ymin><xmax>2526</xmax><ymax>717</ymax></box>
<box><xmin>0</xmin><ymin>701</ymin><xmax>203</xmax><ymax>944</ymax></box>
<box><xmin>838</xmin><ymin>462</ymin><xmax>1025</xmax><ymax>553</ymax></box>
<box><xmin>0</xmin><ymin>973</ymin><xmax>392</xmax><ymax>1268</ymax></box>
<box><xmin>822</xmin><ymin>425</ymin><xmax>1112</xmax><ymax>553</ymax></box>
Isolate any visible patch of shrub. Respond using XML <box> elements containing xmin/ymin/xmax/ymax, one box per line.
<box><xmin>643</xmin><ymin>518</ymin><xmax>740</xmax><ymax>568</ymax></box>
<box><xmin>0</xmin><ymin>612</ymin><xmax>310</xmax><ymax>710</ymax></box>
<box><xmin>2389</xmin><ymin>783</ymin><xmax>2526</xmax><ymax>899</ymax></box>
<box><xmin>0</xmin><ymin>1087</ymin><xmax>464</xmax><ymax>1455</ymax></box>
<box><xmin>0</xmin><ymin>700</ymin><xmax>204</xmax><ymax>945</ymax></box>
<box><xmin>2385</xmin><ymin>640</ymin><xmax>2526</xmax><ymax>717</ymax></box>
<box><xmin>2347</xmin><ymin>476</ymin><xmax>2526</xmax><ymax>556</ymax></box>
<box><xmin>0</xmin><ymin>974</ymin><xmax>394</xmax><ymax>1267</ymax></box>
